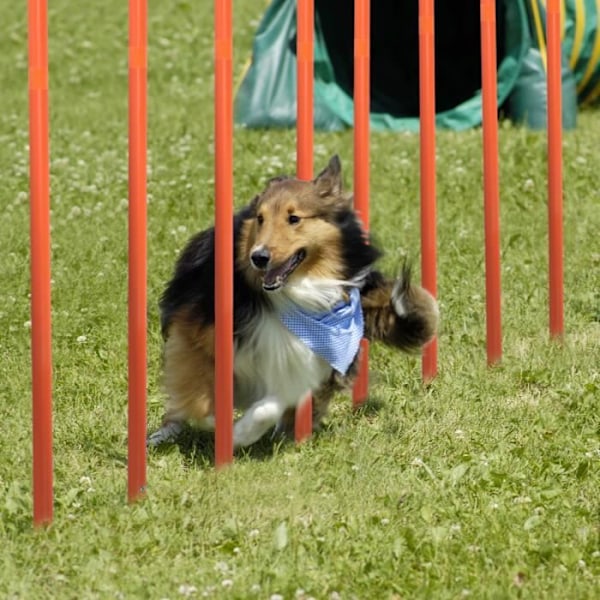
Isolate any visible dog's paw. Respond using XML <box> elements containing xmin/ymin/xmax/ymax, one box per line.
<box><xmin>233</xmin><ymin>396</ymin><xmax>284</xmax><ymax>448</ymax></box>
<box><xmin>146</xmin><ymin>421</ymin><xmax>184</xmax><ymax>447</ymax></box>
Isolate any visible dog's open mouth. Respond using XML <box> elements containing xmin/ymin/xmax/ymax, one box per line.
<box><xmin>262</xmin><ymin>249</ymin><xmax>306</xmax><ymax>291</ymax></box>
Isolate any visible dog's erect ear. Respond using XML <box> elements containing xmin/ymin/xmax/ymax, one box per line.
<box><xmin>314</xmin><ymin>155</ymin><xmax>342</xmax><ymax>197</ymax></box>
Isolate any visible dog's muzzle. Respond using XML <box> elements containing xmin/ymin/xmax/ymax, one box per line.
<box><xmin>250</xmin><ymin>246</ymin><xmax>271</xmax><ymax>270</ymax></box>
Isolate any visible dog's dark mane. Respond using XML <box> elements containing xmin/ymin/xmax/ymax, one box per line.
<box><xmin>159</xmin><ymin>205</ymin><xmax>261</xmax><ymax>338</ymax></box>
<box><xmin>159</xmin><ymin>202</ymin><xmax>381</xmax><ymax>339</ymax></box>
<box><xmin>332</xmin><ymin>207</ymin><xmax>381</xmax><ymax>281</ymax></box>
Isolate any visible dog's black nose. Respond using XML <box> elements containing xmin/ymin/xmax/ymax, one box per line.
<box><xmin>250</xmin><ymin>247</ymin><xmax>270</xmax><ymax>270</ymax></box>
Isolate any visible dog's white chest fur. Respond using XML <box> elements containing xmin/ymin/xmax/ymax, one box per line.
<box><xmin>234</xmin><ymin>309</ymin><xmax>331</xmax><ymax>410</ymax></box>
<box><xmin>226</xmin><ymin>280</ymin><xmax>349</xmax><ymax>448</ymax></box>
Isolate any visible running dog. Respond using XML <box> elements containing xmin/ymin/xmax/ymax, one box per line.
<box><xmin>147</xmin><ymin>156</ymin><xmax>438</xmax><ymax>448</ymax></box>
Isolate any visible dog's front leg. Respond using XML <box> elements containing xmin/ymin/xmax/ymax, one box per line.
<box><xmin>233</xmin><ymin>395</ymin><xmax>285</xmax><ymax>448</ymax></box>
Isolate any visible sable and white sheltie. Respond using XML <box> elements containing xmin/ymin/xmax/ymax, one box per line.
<box><xmin>147</xmin><ymin>156</ymin><xmax>439</xmax><ymax>449</ymax></box>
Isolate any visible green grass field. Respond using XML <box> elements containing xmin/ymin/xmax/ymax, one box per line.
<box><xmin>1</xmin><ymin>1</ymin><xmax>599</xmax><ymax>598</ymax></box>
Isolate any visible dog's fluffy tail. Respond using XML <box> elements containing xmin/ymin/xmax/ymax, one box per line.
<box><xmin>360</xmin><ymin>263</ymin><xmax>439</xmax><ymax>352</ymax></box>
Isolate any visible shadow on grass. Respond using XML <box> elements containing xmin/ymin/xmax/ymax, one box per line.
<box><xmin>147</xmin><ymin>424</ymin><xmax>289</xmax><ymax>469</ymax></box>
<box><xmin>148</xmin><ymin>394</ymin><xmax>388</xmax><ymax>468</ymax></box>
<box><xmin>350</xmin><ymin>394</ymin><xmax>386</xmax><ymax>419</ymax></box>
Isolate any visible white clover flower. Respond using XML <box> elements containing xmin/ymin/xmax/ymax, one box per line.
<box><xmin>178</xmin><ymin>584</ymin><xmax>197</xmax><ymax>596</ymax></box>
<box><xmin>513</xmin><ymin>496</ymin><xmax>532</xmax><ymax>505</ymax></box>
<box><xmin>522</xmin><ymin>178</ymin><xmax>535</xmax><ymax>191</ymax></box>
<box><xmin>214</xmin><ymin>561</ymin><xmax>229</xmax><ymax>573</ymax></box>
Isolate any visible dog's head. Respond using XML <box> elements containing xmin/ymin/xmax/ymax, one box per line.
<box><xmin>239</xmin><ymin>155</ymin><xmax>370</xmax><ymax>293</ymax></box>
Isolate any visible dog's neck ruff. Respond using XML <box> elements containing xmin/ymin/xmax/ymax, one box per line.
<box><xmin>279</xmin><ymin>287</ymin><xmax>363</xmax><ymax>375</ymax></box>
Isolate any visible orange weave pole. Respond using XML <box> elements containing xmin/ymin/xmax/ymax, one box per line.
<box><xmin>418</xmin><ymin>0</ymin><xmax>438</xmax><ymax>382</ymax></box>
<box><xmin>294</xmin><ymin>0</ymin><xmax>314</xmax><ymax>442</ymax></box>
<box><xmin>28</xmin><ymin>0</ymin><xmax>53</xmax><ymax>526</ymax></box>
<box><xmin>546</xmin><ymin>0</ymin><xmax>564</xmax><ymax>339</ymax></box>
<box><xmin>214</xmin><ymin>0</ymin><xmax>234</xmax><ymax>465</ymax></box>
<box><xmin>127</xmin><ymin>0</ymin><xmax>148</xmax><ymax>502</ymax></box>
<box><xmin>352</xmin><ymin>0</ymin><xmax>371</xmax><ymax>407</ymax></box>
<box><xmin>296</xmin><ymin>0</ymin><xmax>314</xmax><ymax>181</ymax></box>
<box><xmin>480</xmin><ymin>0</ymin><xmax>502</xmax><ymax>365</ymax></box>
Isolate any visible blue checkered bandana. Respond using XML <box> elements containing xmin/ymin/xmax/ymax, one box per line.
<box><xmin>280</xmin><ymin>287</ymin><xmax>364</xmax><ymax>374</ymax></box>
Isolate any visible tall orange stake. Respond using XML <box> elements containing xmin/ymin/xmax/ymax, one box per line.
<box><xmin>128</xmin><ymin>0</ymin><xmax>148</xmax><ymax>502</ymax></box>
<box><xmin>418</xmin><ymin>0</ymin><xmax>438</xmax><ymax>381</ymax></box>
<box><xmin>296</xmin><ymin>0</ymin><xmax>314</xmax><ymax>181</ymax></box>
<box><xmin>29</xmin><ymin>0</ymin><xmax>53</xmax><ymax>526</ymax></box>
<box><xmin>294</xmin><ymin>0</ymin><xmax>314</xmax><ymax>442</ymax></box>
<box><xmin>352</xmin><ymin>0</ymin><xmax>371</xmax><ymax>406</ymax></box>
<box><xmin>480</xmin><ymin>0</ymin><xmax>502</xmax><ymax>365</ymax></box>
<box><xmin>214</xmin><ymin>0</ymin><xmax>234</xmax><ymax>465</ymax></box>
<box><xmin>546</xmin><ymin>0</ymin><xmax>564</xmax><ymax>339</ymax></box>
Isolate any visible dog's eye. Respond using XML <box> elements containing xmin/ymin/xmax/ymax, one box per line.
<box><xmin>288</xmin><ymin>214</ymin><xmax>301</xmax><ymax>225</ymax></box>
<box><xmin>257</xmin><ymin>214</ymin><xmax>264</xmax><ymax>226</ymax></box>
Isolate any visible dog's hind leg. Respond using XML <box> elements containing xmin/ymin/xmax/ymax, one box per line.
<box><xmin>275</xmin><ymin>360</ymin><xmax>360</xmax><ymax>438</ymax></box>
<box><xmin>147</xmin><ymin>420</ymin><xmax>184</xmax><ymax>447</ymax></box>
<box><xmin>233</xmin><ymin>395</ymin><xmax>286</xmax><ymax>448</ymax></box>
<box><xmin>147</xmin><ymin>315</ymin><xmax>215</xmax><ymax>447</ymax></box>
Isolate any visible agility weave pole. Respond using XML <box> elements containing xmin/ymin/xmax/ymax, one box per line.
<box><xmin>419</xmin><ymin>0</ymin><xmax>438</xmax><ymax>382</ymax></box>
<box><xmin>293</xmin><ymin>0</ymin><xmax>315</xmax><ymax>442</ymax></box>
<box><xmin>546</xmin><ymin>0</ymin><xmax>564</xmax><ymax>339</ymax></box>
<box><xmin>28</xmin><ymin>0</ymin><xmax>52</xmax><ymax>527</ymax></box>
<box><xmin>481</xmin><ymin>0</ymin><xmax>502</xmax><ymax>366</ymax></box>
<box><xmin>28</xmin><ymin>0</ymin><xmax>565</xmax><ymax>523</ymax></box>
<box><xmin>352</xmin><ymin>0</ymin><xmax>371</xmax><ymax>406</ymax></box>
<box><xmin>214</xmin><ymin>0</ymin><xmax>235</xmax><ymax>466</ymax></box>
<box><xmin>127</xmin><ymin>0</ymin><xmax>148</xmax><ymax>503</ymax></box>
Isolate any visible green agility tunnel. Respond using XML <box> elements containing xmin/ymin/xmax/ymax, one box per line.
<box><xmin>235</xmin><ymin>0</ymin><xmax>600</xmax><ymax>131</ymax></box>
